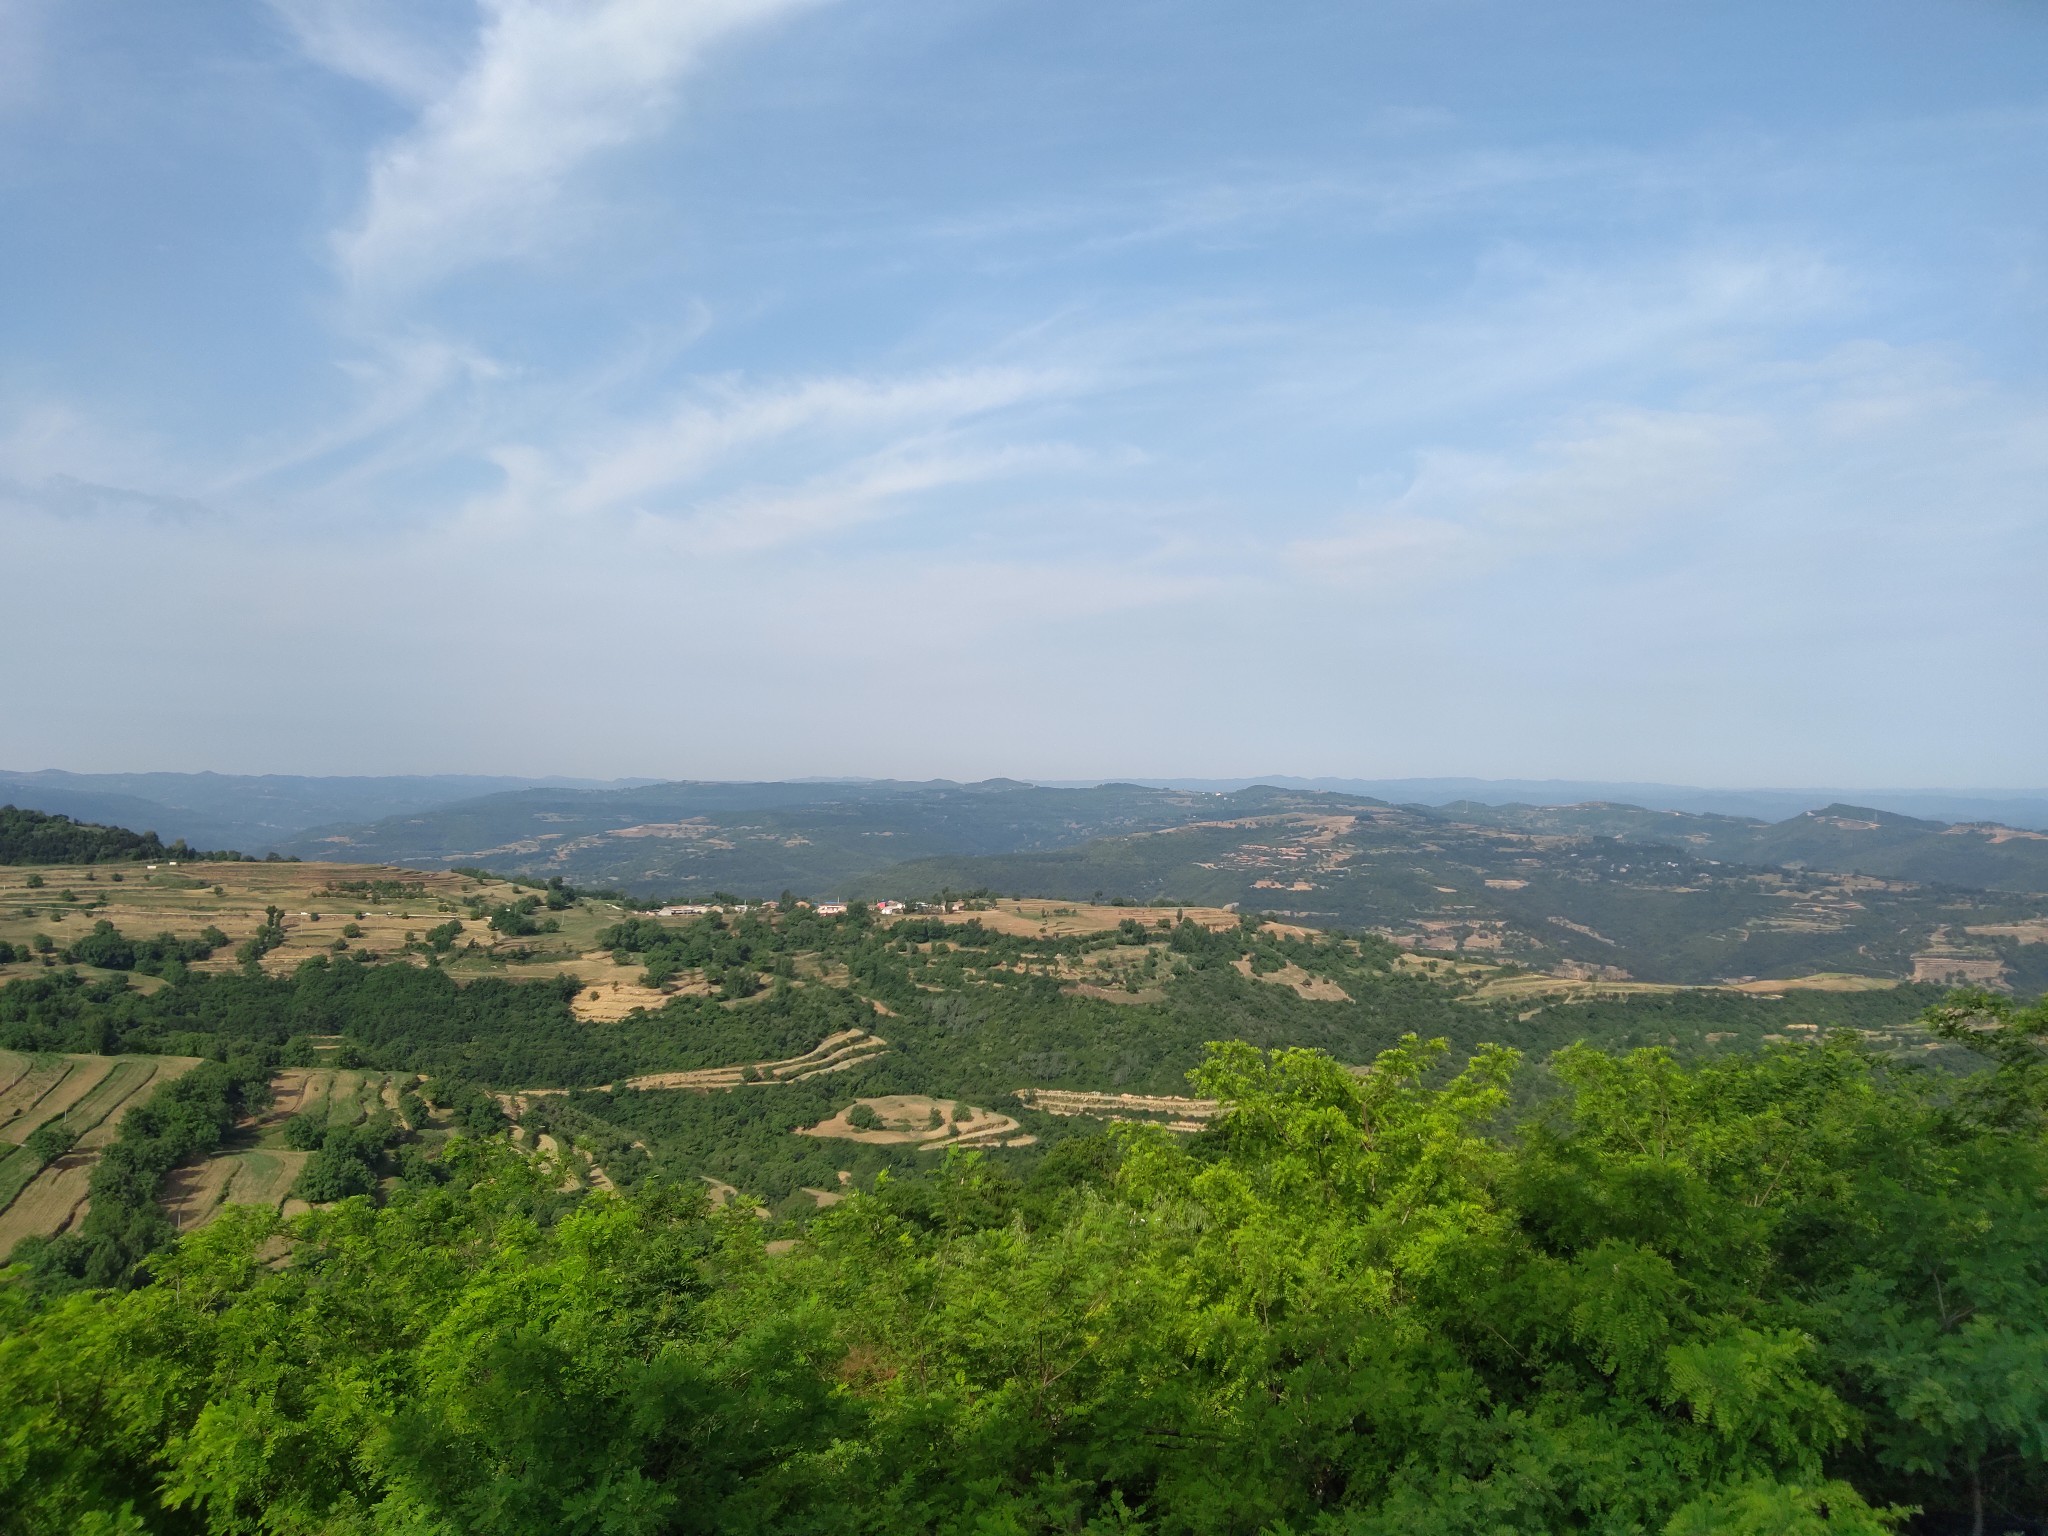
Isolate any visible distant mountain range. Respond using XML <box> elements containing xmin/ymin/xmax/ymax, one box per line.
<box><xmin>1054</xmin><ymin>778</ymin><xmax>2048</xmax><ymax>830</ymax></box>
<box><xmin>4</xmin><ymin>769</ymin><xmax>2043</xmax><ymax>854</ymax></box>
<box><xmin>6</xmin><ymin>771</ymin><xmax>2046</xmax><ymax>988</ymax></box>
<box><xmin>0</xmin><ymin>770</ymin><xmax>652</xmax><ymax>852</ymax></box>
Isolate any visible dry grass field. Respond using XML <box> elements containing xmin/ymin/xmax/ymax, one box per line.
<box><xmin>1231</xmin><ymin>956</ymin><xmax>1352</xmax><ymax>1002</ymax></box>
<box><xmin>932</xmin><ymin>899</ymin><xmax>1240</xmax><ymax>939</ymax></box>
<box><xmin>570</xmin><ymin>970</ymin><xmax>689</xmax><ymax>1021</ymax></box>
<box><xmin>615</xmin><ymin>1028</ymin><xmax>889</xmax><ymax>1092</ymax></box>
<box><xmin>798</xmin><ymin>1095</ymin><xmax>1032</xmax><ymax>1150</ymax></box>
<box><xmin>0</xmin><ymin>859</ymin><xmax>645</xmax><ymax>989</ymax></box>
<box><xmin>1966</xmin><ymin>920</ymin><xmax>2048</xmax><ymax>944</ymax></box>
<box><xmin>1724</xmin><ymin>973</ymin><xmax>1901</xmax><ymax>994</ymax></box>
<box><xmin>0</xmin><ymin>1051</ymin><xmax>202</xmax><ymax>1257</ymax></box>
<box><xmin>1910</xmin><ymin>954</ymin><xmax>2008</xmax><ymax>987</ymax></box>
<box><xmin>1013</xmin><ymin>1088</ymin><xmax>1220</xmax><ymax>1133</ymax></box>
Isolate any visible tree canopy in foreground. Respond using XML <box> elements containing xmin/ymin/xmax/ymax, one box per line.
<box><xmin>1</xmin><ymin>994</ymin><xmax>2044</xmax><ymax>1535</ymax></box>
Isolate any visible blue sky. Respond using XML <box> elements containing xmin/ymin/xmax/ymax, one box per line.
<box><xmin>2</xmin><ymin>0</ymin><xmax>2043</xmax><ymax>784</ymax></box>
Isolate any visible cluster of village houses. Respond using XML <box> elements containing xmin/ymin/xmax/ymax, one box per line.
<box><xmin>653</xmin><ymin>898</ymin><xmax>923</xmax><ymax>919</ymax></box>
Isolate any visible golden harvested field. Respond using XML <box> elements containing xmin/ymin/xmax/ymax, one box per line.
<box><xmin>1467</xmin><ymin>973</ymin><xmax>1691</xmax><ymax>1004</ymax></box>
<box><xmin>1911</xmin><ymin>954</ymin><xmax>2008</xmax><ymax>987</ymax></box>
<box><xmin>617</xmin><ymin>1028</ymin><xmax>888</xmax><ymax>1092</ymax></box>
<box><xmin>798</xmin><ymin>1095</ymin><xmax>1032</xmax><ymax>1150</ymax></box>
<box><xmin>0</xmin><ymin>1053</ymin><xmax>196</xmax><ymax>1149</ymax></box>
<box><xmin>1724</xmin><ymin>973</ymin><xmax>1899</xmax><ymax>994</ymax></box>
<box><xmin>73</xmin><ymin>1060</ymin><xmax>176</xmax><ymax>1148</ymax></box>
<box><xmin>1232</xmin><ymin>956</ymin><xmax>1352</xmax><ymax>1002</ymax></box>
<box><xmin>1966</xmin><ymin>920</ymin><xmax>2048</xmax><ymax>944</ymax></box>
<box><xmin>163</xmin><ymin>1154</ymin><xmax>244</xmax><ymax>1231</ymax></box>
<box><xmin>932</xmin><ymin>899</ymin><xmax>1239</xmax><ymax>939</ymax></box>
<box><xmin>0</xmin><ymin>1052</ymin><xmax>203</xmax><ymax>1257</ymax></box>
<box><xmin>1014</xmin><ymin>1088</ymin><xmax>1219</xmax><ymax>1133</ymax></box>
<box><xmin>0</xmin><ymin>859</ymin><xmax>640</xmax><ymax>987</ymax></box>
<box><xmin>0</xmin><ymin>1055</ymin><xmax>79</xmax><ymax>1139</ymax></box>
<box><xmin>0</xmin><ymin>1152</ymin><xmax>95</xmax><ymax>1258</ymax></box>
<box><xmin>570</xmin><ymin>970</ymin><xmax>681</xmax><ymax>1021</ymax></box>
<box><xmin>7</xmin><ymin>1057</ymin><xmax>118</xmax><ymax>1138</ymax></box>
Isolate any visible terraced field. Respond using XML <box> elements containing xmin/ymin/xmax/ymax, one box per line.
<box><xmin>1013</xmin><ymin>1088</ymin><xmax>1221</xmax><ymax>1133</ymax></box>
<box><xmin>0</xmin><ymin>1050</ymin><xmax>203</xmax><ymax>1257</ymax></box>
<box><xmin>0</xmin><ymin>1053</ymin><xmax>437</xmax><ymax>1250</ymax></box>
<box><xmin>188</xmin><ymin>1068</ymin><xmax>425</xmax><ymax>1229</ymax></box>
<box><xmin>615</xmin><ymin>1028</ymin><xmax>889</xmax><ymax>1091</ymax></box>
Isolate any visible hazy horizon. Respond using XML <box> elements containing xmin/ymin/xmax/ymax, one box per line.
<box><xmin>5</xmin><ymin>765</ymin><xmax>2047</xmax><ymax>796</ymax></box>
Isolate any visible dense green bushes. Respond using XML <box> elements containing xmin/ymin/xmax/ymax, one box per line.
<box><xmin>0</xmin><ymin>805</ymin><xmax>241</xmax><ymax>865</ymax></box>
<box><xmin>4</xmin><ymin>1004</ymin><xmax>2046</xmax><ymax>1533</ymax></box>
<box><xmin>59</xmin><ymin>919</ymin><xmax>223</xmax><ymax>974</ymax></box>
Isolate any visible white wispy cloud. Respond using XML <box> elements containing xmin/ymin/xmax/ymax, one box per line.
<box><xmin>1281</xmin><ymin>337</ymin><xmax>2048</xmax><ymax>596</ymax></box>
<box><xmin>651</xmin><ymin>442</ymin><xmax>1099</xmax><ymax>555</ymax></box>
<box><xmin>266</xmin><ymin>0</ymin><xmax>467</xmax><ymax>105</ymax></box>
<box><xmin>212</xmin><ymin>332</ymin><xmax>510</xmax><ymax>496</ymax></box>
<box><xmin>1285</xmin><ymin>406</ymin><xmax>1757</xmax><ymax>587</ymax></box>
<box><xmin>326</xmin><ymin>0</ymin><xmax>822</xmax><ymax>296</ymax></box>
<box><xmin>470</xmin><ymin>362</ymin><xmax>1088</xmax><ymax>540</ymax></box>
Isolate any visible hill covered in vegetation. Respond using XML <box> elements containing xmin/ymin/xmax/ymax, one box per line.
<box><xmin>1446</xmin><ymin>800</ymin><xmax>2048</xmax><ymax>893</ymax></box>
<box><xmin>0</xmin><ymin>805</ymin><xmax>242</xmax><ymax>866</ymax></box>
<box><xmin>279</xmin><ymin>778</ymin><xmax>2048</xmax><ymax>897</ymax></box>
<box><xmin>1</xmin><ymin>842</ymin><xmax>2044</xmax><ymax>1530</ymax></box>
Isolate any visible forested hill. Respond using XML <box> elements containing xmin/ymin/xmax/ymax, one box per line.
<box><xmin>282</xmin><ymin>777</ymin><xmax>1252</xmax><ymax>880</ymax></box>
<box><xmin>1446</xmin><ymin>800</ymin><xmax>2048</xmax><ymax>893</ymax></box>
<box><xmin>282</xmin><ymin>777</ymin><xmax>2048</xmax><ymax>900</ymax></box>
<box><xmin>0</xmin><ymin>805</ymin><xmax>241</xmax><ymax>866</ymax></box>
<box><xmin>1</xmin><ymin>848</ymin><xmax>2044</xmax><ymax>1530</ymax></box>
<box><xmin>0</xmin><ymin>769</ymin><xmax>644</xmax><ymax>853</ymax></box>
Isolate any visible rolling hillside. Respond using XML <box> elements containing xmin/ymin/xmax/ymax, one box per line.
<box><xmin>853</xmin><ymin>803</ymin><xmax>2048</xmax><ymax>989</ymax></box>
<box><xmin>1448</xmin><ymin>800</ymin><xmax>2048</xmax><ymax>892</ymax></box>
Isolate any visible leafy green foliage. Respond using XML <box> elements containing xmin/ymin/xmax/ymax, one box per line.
<box><xmin>58</xmin><ymin>919</ymin><xmax>219</xmax><ymax>974</ymax></box>
<box><xmin>5</xmin><ymin>1028</ymin><xmax>2045</xmax><ymax>1531</ymax></box>
<box><xmin>21</xmin><ymin>1121</ymin><xmax>76</xmax><ymax>1168</ymax></box>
